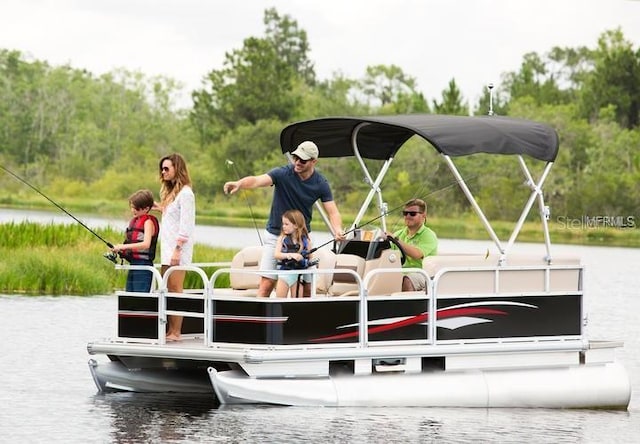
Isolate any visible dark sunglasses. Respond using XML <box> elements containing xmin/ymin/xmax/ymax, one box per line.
<box><xmin>292</xmin><ymin>155</ymin><xmax>309</xmax><ymax>164</ymax></box>
<box><xmin>402</xmin><ymin>211</ymin><xmax>423</xmax><ymax>217</ymax></box>
<box><xmin>161</xmin><ymin>166</ymin><xmax>170</xmax><ymax>172</ymax></box>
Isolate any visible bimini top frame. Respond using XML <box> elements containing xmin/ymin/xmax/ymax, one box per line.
<box><xmin>280</xmin><ymin>114</ymin><xmax>560</xmax><ymax>263</ymax></box>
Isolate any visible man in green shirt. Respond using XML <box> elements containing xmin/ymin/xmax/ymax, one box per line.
<box><xmin>387</xmin><ymin>198</ymin><xmax>438</xmax><ymax>291</ymax></box>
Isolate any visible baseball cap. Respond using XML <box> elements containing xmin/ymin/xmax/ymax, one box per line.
<box><xmin>291</xmin><ymin>141</ymin><xmax>319</xmax><ymax>160</ymax></box>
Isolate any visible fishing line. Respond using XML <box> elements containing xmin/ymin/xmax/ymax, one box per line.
<box><xmin>226</xmin><ymin>159</ymin><xmax>263</xmax><ymax>245</ymax></box>
<box><xmin>1</xmin><ymin>165</ymin><xmax>114</xmax><ymax>248</ymax></box>
<box><xmin>386</xmin><ymin>163</ymin><xmax>452</xmax><ymax>233</ymax></box>
<box><xmin>387</xmin><ymin>177</ymin><xmax>432</xmax><ymax>233</ymax></box>
<box><xmin>309</xmin><ymin>174</ymin><xmax>478</xmax><ymax>254</ymax></box>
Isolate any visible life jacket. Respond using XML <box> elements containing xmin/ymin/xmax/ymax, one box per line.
<box><xmin>122</xmin><ymin>214</ymin><xmax>159</xmax><ymax>262</ymax></box>
<box><xmin>277</xmin><ymin>234</ymin><xmax>309</xmax><ymax>269</ymax></box>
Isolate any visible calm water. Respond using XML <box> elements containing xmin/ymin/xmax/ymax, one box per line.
<box><xmin>1</xmin><ymin>209</ymin><xmax>639</xmax><ymax>442</ymax></box>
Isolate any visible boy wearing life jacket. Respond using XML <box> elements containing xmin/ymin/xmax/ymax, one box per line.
<box><xmin>273</xmin><ymin>209</ymin><xmax>315</xmax><ymax>298</ymax></box>
<box><xmin>111</xmin><ymin>189</ymin><xmax>160</xmax><ymax>292</ymax></box>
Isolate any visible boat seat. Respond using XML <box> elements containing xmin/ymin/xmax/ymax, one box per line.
<box><xmin>228</xmin><ymin>245</ymin><xmax>263</xmax><ymax>296</ymax></box>
<box><xmin>324</xmin><ymin>248</ymin><xmax>403</xmax><ymax>297</ymax></box>
<box><xmin>328</xmin><ymin>254</ymin><xmax>366</xmax><ymax>296</ymax></box>
<box><xmin>423</xmin><ymin>253</ymin><xmax>581</xmax><ymax>275</ymax></box>
<box><xmin>311</xmin><ymin>247</ymin><xmax>337</xmax><ymax>295</ymax></box>
<box><xmin>423</xmin><ymin>253</ymin><xmax>582</xmax><ymax>295</ymax></box>
<box><xmin>362</xmin><ymin>248</ymin><xmax>403</xmax><ymax>295</ymax></box>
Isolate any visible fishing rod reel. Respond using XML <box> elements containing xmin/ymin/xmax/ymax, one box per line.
<box><xmin>279</xmin><ymin>250</ymin><xmax>320</xmax><ymax>270</ymax></box>
<box><xmin>103</xmin><ymin>251</ymin><xmax>119</xmax><ymax>264</ymax></box>
<box><xmin>103</xmin><ymin>250</ymin><xmax>130</xmax><ymax>264</ymax></box>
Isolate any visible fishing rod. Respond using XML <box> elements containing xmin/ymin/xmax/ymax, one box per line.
<box><xmin>226</xmin><ymin>159</ymin><xmax>263</xmax><ymax>245</ymax></box>
<box><xmin>1</xmin><ymin>165</ymin><xmax>115</xmax><ymax>250</ymax></box>
<box><xmin>308</xmin><ymin>174</ymin><xmax>477</xmax><ymax>254</ymax></box>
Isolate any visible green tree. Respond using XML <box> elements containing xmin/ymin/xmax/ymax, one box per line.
<box><xmin>192</xmin><ymin>37</ymin><xmax>297</xmax><ymax>138</ymax></box>
<box><xmin>294</xmin><ymin>74</ymin><xmax>369</xmax><ymax>119</ymax></box>
<box><xmin>545</xmin><ymin>45</ymin><xmax>592</xmax><ymax>91</ymax></box>
<box><xmin>432</xmin><ymin>78</ymin><xmax>467</xmax><ymax>115</ymax></box>
<box><xmin>357</xmin><ymin>64</ymin><xmax>428</xmax><ymax>113</ymax></box>
<box><xmin>501</xmin><ymin>52</ymin><xmax>570</xmax><ymax>106</ymax></box>
<box><xmin>263</xmin><ymin>7</ymin><xmax>316</xmax><ymax>86</ymax></box>
<box><xmin>0</xmin><ymin>50</ymin><xmax>193</xmax><ymax>200</ymax></box>
<box><xmin>579</xmin><ymin>28</ymin><xmax>640</xmax><ymax>129</ymax></box>
<box><xmin>191</xmin><ymin>8</ymin><xmax>316</xmax><ymax>145</ymax></box>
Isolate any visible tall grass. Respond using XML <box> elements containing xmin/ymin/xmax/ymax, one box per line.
<box><xmin>1</xmin><ymin>209</ymin><xmax>637</xmax><ymax>296</ymax></box>
<box><xmin>0</xmin><ymin>222</ymin><xmax>235</xmax><ymax>296</ymax></box>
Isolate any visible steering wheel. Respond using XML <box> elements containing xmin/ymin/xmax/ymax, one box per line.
<box><xmin>387</xmin><ymin>236</ymin><xmax>407</xmax><ymax>265</ymax></box>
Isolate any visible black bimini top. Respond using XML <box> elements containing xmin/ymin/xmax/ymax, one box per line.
<box><xmin>280</xmin><ymin>114</ymin><xmax>559</xmax><ymax>162</ymax></box>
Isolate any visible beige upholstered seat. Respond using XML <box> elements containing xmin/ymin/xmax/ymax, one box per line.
<box><xmin>228</xmin><ymin>246</ymin><xmax>263</xmax><ymax>295</ymax></box>
<box><xmin>362</xmin><ymin>249</ymin><xmax>403</xmax><ymax>295</ymax></box>
<box><xmin>423</xmin><ymin>253</ymin><xmax>582</xmax><ymax>295</ymax></box>
<box><xmin>311</xmin><ymin>247</ymin><xmax>337</xmax><ymax>295</ymax></box>
<box><xmin>325</xmin><ymin>248</ymin><xmax>403</xmax><ymax>296</ymax></box>
<box><xmin>328</xmin><ymin>254</ymin><xmax>366</xmax><ymax>296</ymax></box>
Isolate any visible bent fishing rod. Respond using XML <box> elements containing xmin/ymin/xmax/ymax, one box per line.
<box><xmin>1</xmin><ymin>165</ymin><xmax>115</xmax><ymax>248</ymax></box>
<box><xmin>308</xmin><ymin>174</ymin><xmax>478</xmax><ymax>255</ymax></box>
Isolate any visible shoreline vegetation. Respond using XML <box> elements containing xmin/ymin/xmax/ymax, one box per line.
<box><xmin>4</xmin><ymin>199</ymin><xmax>639</xmax><ymax>247</ymax></box>
<box><xmin>0</xmin><ymin>220</ymin><xmax>234</xmax><ymax>296</ymax></box>
<box><xmin>1</xmin><ymin>204</ymin><xmax>637</xmax><ymax>296</ymax></box>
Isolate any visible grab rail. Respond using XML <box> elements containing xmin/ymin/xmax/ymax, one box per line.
<box><xmin>361</xmin><ymin>267</ymin><xmax>431</xmax><ymax>345</ymax></box>
<box><xmin>113</xmin><ymin>261</ymin><xmax>585</xmax><ymax>348</ymax></box>
<box><xmin>158</xmin><ymin>265</ymin><xmax>210</xmax><ymax>345</ymax></box>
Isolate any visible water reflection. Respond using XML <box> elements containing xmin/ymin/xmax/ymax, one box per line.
<box><xmin>85</xmin><ymin>396</ymin><xmax>638</xmax><ymax>444</ymax></box>
<box><xmin>92</xmin><ymin>393</ymin><xmax>217</xmax><ymax>443</ymax></box>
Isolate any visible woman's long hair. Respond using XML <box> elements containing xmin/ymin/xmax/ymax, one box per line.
<box><xmin>282</xmin><ymin>209</ymin><xmax>309</xmax><ymax>252</ymax></box>
<box><xmin>159</xmin><ymin>153</ymin><xmax>192</xmax><ymax>207</ymax></box>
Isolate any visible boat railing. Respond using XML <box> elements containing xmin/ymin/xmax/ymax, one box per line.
<box><xmin>115</xmin><ymin>261</ymin><xmax>228</xmax><ymax>291</ymax></box>
<box><xmin>206</xmin><ymin>266</ymin><xmax>365</xmax><ymax>347</ymax></box>
<box><xmin>361</xmin><ymin>267</ymin><xmax>431</xmax><ymax>346</ymax></box>
<box><xmin>159</xmin><ymin>265</ymin><xmax>211</xmax><ymax>346</ymax></box>
<box><xmin>114</xmin><ymin>263</ymin><xmax>165</xmax><ymax>289</ymax></box>
<box><xmin>114</xmin><ymin>264</ymin><xmax>165</xmax><ymax>344</ymax></box>
<box><xmin>115</xmin><ymin>263</ymin><xmax>212</xmax><ymax>345</ymax></box>
<box><xmin>431</xmin><ymin>263</ymin><xmax>584</xmax><ymax>295</ymax></box>
<box><xmin>430</xmin><ymin>262</ymin><xmax>586</xmax><ymax>347</ymax></box>
<box><xmin>113</xmin><ymin>260</ymin><xmax>586</xmax><ymax>350</ymax></box>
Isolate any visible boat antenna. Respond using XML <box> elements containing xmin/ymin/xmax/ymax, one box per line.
<box><xmin>226</xmin><ymin>159</ymin><xmax>263</xmax><ymax>245</ymax></box>
<box><xmin>309</xmin><ymin>175</ymin><xmax>477</xmax><ymax>254</ymax></box>
<box><xmin>0</xmin><ymin>165</ymin><xmax>115</xmax><ymax>249</ymax></box>
<box><xmin>487</xmin><ymin>83</ymin><xmax>495</xmax><ymax>116</ymax></box>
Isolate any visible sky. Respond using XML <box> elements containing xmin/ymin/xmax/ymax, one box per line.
<box><xmin>2</xmin><ymin>0</ymin><xmax>640</xmax><ymax>109</ymax></box>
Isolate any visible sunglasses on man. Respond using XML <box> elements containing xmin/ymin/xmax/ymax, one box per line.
<box><xmin>402</xmin><ymin>211</ymin><xmax>423</xmax><ymax>217</ymax></box>
<box><xmin>292</xmin><ymin>155</ymin><xmax>310</xmax><ymax>165</ymax></box>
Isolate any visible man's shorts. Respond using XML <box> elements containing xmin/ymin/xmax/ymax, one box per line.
<box><xmin>405</xmin><ymin>272</ymin><xmax>427</xmax><ymax>291</ymax></box>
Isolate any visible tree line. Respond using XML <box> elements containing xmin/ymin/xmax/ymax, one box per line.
<box><xmin>1</xmin><ymin>8</ymin><xmax>639</xmax><ymax>225</ymax></box>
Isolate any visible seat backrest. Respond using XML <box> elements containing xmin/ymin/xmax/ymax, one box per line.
<box><xmin>328</xmin><ymin>253</ymin><xmax>366</xmax><ymax>296</ymax></box>
<box><xmin>312</xmin><ymin>247</ymin><xmax>337</xmax><ymax>294</ymax></box>
<box><xmin>229</xmin><ymin>246</ymin><xmax>263</xmax><ymax>290</ymax></box>
<box><xmin>363</xmin><ymin>249</ymin><xmax>403</xmax><ymax>295</ymax></box>
<box><xmin>423</xmin><ymin>253</ymin><xmax>582</xmax><ymax>294</ymax></box>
